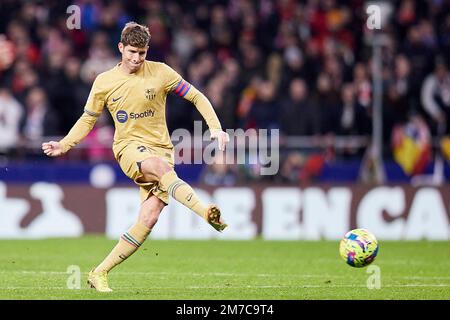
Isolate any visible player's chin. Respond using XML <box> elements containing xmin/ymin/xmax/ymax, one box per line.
<box><xmin>131</xmin><ymin>62</ymin><xmax>143</xmax><ymax>70</ymax></box>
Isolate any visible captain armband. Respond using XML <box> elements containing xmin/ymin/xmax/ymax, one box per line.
<box><xmin>172</xmin><ymin>79</ymin><xmax>191</xmax><ymax>98</ymax></box>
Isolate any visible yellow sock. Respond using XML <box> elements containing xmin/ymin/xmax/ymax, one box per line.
<box><xmin>160</xmin><ymin>170</ymin><xmax>208</xmax><ymax>219</ymax></box>
<box><xmin>94</xmin><ymin>222</ymin><xmax>151</xmax><ymax>273</ymax></box>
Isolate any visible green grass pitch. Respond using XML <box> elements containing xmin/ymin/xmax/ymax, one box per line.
<box><xmin>0</xmin><ymin>237</ymin><xmax>449</xmax><ymax>300</ymax></box>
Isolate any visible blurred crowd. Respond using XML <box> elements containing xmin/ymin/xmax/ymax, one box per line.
<box><xmin>1</xmin><ymin>0</ymin><xmax>450</xmax><ymax>184</ymax></box>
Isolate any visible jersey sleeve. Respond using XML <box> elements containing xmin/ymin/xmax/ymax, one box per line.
<box><xmin>59</xmin><ymin>113</ymin><xmax>98</xmax><ymax>153</ymax></box>
<box><xmin>84</xmin><ymin>75</ymin><xmax>107</xmax><ymax>116</ymax></box>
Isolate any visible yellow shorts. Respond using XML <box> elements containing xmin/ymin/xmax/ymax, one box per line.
<box><xmin>114</xmin><ymin>142</ymin><xmax>174</xmax><ymax>204</ymax></box>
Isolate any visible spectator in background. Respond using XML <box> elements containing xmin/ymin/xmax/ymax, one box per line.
<box><xmin>0</xmin><ymin>34</ymin><xmax>15</xmax><ymax>74</ymax></box>
<box><xmin>96</xmin><ymin>0</ymin><xmax>130</xmax><ymax>48</ymax></box>
<box><xmin>199</xmin><ymin>151</ymin><xmax>237</xmax><ymax>186</ymax></box>
<box><xmin>277</xmin><ymin>151</ymin><xmax>304</xmax><ymax>184</ymax></box>
<box><xmin>279</xmin><ymin>45</ymin><xmax>306</xmax><ymax>96</ymax></box>
<box><xmin>280</xmin><ymin>78</ymin><xmax>320</xmax><ymax>136</ymax></box>
<box><xmin>440</xmin><ymin>12</ymin><xmax>450</xmax><ymax>60</ymax></box>
<box><xmin>0</xmin><ymin>88</ymin><xmax>23</xmax><ymax>154</ymax></box>
<box><xmin>6</xmin><ymin>20</ymin><xmax>39</xmax><ymax>66</ymax></box>
<box><xmin>384</xmin><ymin>54</ymin><xmax>413</xmax><ymax>140</ymax></box>
<box><xmin>80</xmin><ymin>31</ymin><xmax>117</xmax><ymax>83</ymax></box>
<box><xmin>312</xmin><ymin>72</ymin><xmax>340</xmax><ymax>134</ymax></box>
<box><xmin>60</xmin><ymin>57</ymin><xmax>90</xmax><ymax>130</ymax></box>
<box><xmin>239</xmin><ymin>43</ymin><xmax>264</xmax><ymax>85</ymax></box>
<box><xmin>244</xmin><ymin>79</ymin><xmax>279</xmax><ymax>130</ymax></box>
<box><xmin>403</xmin><ymin>24</ymin><xmax>434</xmax><ymax>94</ymax></box>
<box><xmin>352</xmin><ymin>62</ymin><xmax>371</xmax><ymax>109</ymax></box>
<box><xmin>323</xmin><ymin>51</ymin><xmax>344</xmax><ymax>91</ymax></box>
<box><xmin>40</xmin><ymin>27</ymin><xmax>88</xmax><ymax>134</ymax></box>
<box><xmin>421</xmin><ymin>58</ymin><xmax>450</xmax><ymax>134</ymax></box>
<box><xmin>209</xmin><ymin>4</ymin><xmax>233</xmax><ymax>55</ymax></box>
<box><xmin>171</xmin><ymin>15</ymin><xmax>197</xmax><ymax>67</ymax></box>
<box><xmin>204</xmin><ymin>72</ymin><xmax>235</xmax><ymax>131</ymax></box>
<box><xmin>236</xmin><ymin>75</ymin><xmax>260</xmax><ymax>128</ymax></box>
<box><xmin>184</xmin><ymin>51</ymin><xmax>216</xmax><ymax>98</ymax></box>
<box><xmin>338</xmin><ymin>83</ymin><xmax>370</xmax><ymax>136</ymax></box>
<box><xmin>0</xmin><ymin>0</ymin><xmax>449</xmax><ymax>168</ymax></box>
<box><xmin>40</xmin><ymin>27</ymin><xmax>73</xmax><ymax>68</ymax></box>
<box><xmin>266</xmin><ymin>53</ymin><xmax>283</xmax><ymax>92</ymax></box>
<box><xmin>21</xmin><ymin>86</ymin><xmax>59</xmax><ymax>142</ymax></box>
<box><xmin>144</xmin><ymin>8</ymin><xmax>171</xmax><ymax>62</ymax></box>
<box><xmin>8</xmin><ymin>61</ymin><xmax>40</xmax><ymax>105</ymax></box>
<box><xmin>221</xmin><ymin>57</ymin><xmax>241</xmax><ymax>99</ymax></box>
<box><xmin>334</xmin><ymin>83</ymin><xmax>370</xmax><ymax>158</ymax></box>
<box><xmin>200</xmin><ymin>58</ymin><xmax>241</xmax><ymax>131</ymax></box>
<box><xmin>302</xmin><ymin>39</ymin><xmax>322</xmax><ymax>85</ymax></box>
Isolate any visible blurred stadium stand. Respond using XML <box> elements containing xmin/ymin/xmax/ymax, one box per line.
<box><xmin>1</xmin><ymin>0</ymin><xmax>450</xmax><ymax>185</ymax></box>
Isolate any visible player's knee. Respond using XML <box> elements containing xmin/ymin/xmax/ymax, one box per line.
<box><xmin>141</xmin><ymin>214</ymin><xmax>158</xmax><ymax>229</ymax></box>
<box><xmin>140</xmin><ymin>157</ymin><xmax>171</xmax><ymax>181</ymax></box>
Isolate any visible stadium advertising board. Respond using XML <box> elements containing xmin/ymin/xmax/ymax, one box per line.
<box><xmin>0</xmin><ymin>182</ymin><xmax>449</xmax><ymax>240</ymax></box>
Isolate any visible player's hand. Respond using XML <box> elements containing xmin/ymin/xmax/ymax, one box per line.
<box><xmin>210</xmin><ymin>129</ymin><xmax>230</xmax><ymax>151</ymax></box>
<box><xmin>42</xmin><ymin>141</ymin><xmax>64</xmax><ymax>157</ymax></box>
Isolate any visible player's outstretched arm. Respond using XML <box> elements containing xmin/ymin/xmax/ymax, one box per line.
<box><xmin>165</xmin><ymin>66</ymin><xmax>229</xmax><ymax>150</ymax></box>
<box><xmin>42</xmin><ymin>141</ymin><xmax>64</xmax><ymax>157</ymax></box>
<box><xmin>41</xmin><ymin>111</ymin><xmax>99</xmax><ymax>157</ymax></box>
<box><xmin>174</xmin><ymin>80</ymin><xmax>229</xmax><ymax>150</ymax></box>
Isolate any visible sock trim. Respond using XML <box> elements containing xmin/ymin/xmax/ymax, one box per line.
<box><xmin>168</xmin><ymin>181</ymin><xmax>185</xmax><ymax>198</ymax></box>
<box><xmin>121</xmin><ymin>232</ymin><xmax>141</xmax><ymax>247</ymax></box>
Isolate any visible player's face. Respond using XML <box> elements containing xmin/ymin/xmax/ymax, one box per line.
<box><xmin>119</xmin><ymin>43</ymin><xmax>148</xmax><ymax>73</ymax></box>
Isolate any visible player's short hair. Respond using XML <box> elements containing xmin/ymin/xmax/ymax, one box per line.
<box><xmin>120</xmin><ymin>22</ymin><xmax>151</xmax><ymax>48</ymax></box>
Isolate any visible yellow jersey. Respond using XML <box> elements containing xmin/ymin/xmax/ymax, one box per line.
<box><xmin>59</xmin><ymin>60</ymin><xmax>222</xmax><ymax>155</ymax></box>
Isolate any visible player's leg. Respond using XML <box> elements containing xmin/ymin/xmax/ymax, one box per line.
<box><xmin>88</xmin><ymin>195</ymin><xmax>165</xmax><ymax>292</ymax></box>
<box><xmin>139</xmin><ymin>156</ymin><xmax>227</xmax><ymax>232</ymax></box>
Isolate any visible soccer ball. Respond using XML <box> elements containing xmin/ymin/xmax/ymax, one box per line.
<box><xmin>339</xmin><ymin>228</ymin><xmax>379</xmax><ymax>268</ymax></box>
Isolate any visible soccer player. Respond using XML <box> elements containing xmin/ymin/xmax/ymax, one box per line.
<box><xmin>42</xmin><ymin>22</ymin><xmax>229</xmax><ymax>292</ymax></box>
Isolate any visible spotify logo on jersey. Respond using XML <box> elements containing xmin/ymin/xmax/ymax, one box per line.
<box><xmin>116</xmin><ymin>110</ymin><xmax>128</xmax><ymax>123</ymax></box>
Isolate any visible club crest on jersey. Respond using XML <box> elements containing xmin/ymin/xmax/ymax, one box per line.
<box><xmin>145</xmin><ymin>88</ymin><xmax>156</xmax><ymax>100</ymax></box>
<box><xmin>116</xmin><ymin>110</ymin><xmax>128</xmax><ymax>123</ymax></box>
